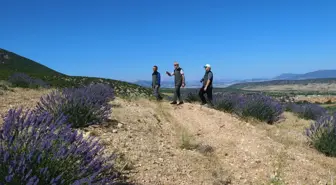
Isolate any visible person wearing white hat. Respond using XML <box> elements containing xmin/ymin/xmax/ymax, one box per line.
<box><xmin>199</xmin><ymin>64</ymin><xmax>213</xmax><ymax>106</ymax></box>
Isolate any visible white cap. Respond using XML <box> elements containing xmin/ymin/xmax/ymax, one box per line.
<box><xmin>204</xmin><ymin>64</ymin><xmax>211</xmax><ymax>68</ymax></box>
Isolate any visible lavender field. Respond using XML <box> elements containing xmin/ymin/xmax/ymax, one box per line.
<box><xmin>1</xmin><ymin>76</ymin><xmax>336</xmax><ymax>184</ymax></box>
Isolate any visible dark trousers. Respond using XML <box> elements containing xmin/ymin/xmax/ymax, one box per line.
<box><xmin>199</xmin><ymin>86</ymin><xmax>213</xmax><ymax>104</ymax></box>
<box><xmin>153</xmin><ymin>85</ymin><xmax>162</xmax><ymax>100</ymax></box>
<box><xmin>172</xmin><ymin>85</ymin><xmax>182</xmax><ymax>102</ymax></box>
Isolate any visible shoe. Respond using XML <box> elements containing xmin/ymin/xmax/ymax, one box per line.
<box><xmin>170</xmin><ymin>101</ymin><xmax>177</xmax><ymax>104</ymax></box>
<box><xmin>178</xmin><ymin>101</ymin><xmax>184</xmax><ymax>105</ymax></box>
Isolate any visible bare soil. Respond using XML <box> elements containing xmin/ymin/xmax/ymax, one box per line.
<box><xmin>1</xmin><ymin>89</ymin><xmax>336</xmax><ymax>185</ymax></box>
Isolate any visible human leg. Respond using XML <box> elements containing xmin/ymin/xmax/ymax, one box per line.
<box><xmin>199</xmin><ymin>86</ymin><xmax>207</xmax><ymax>104</ymax></box>
<box><xmin>206</xmin><ymin>87</ymin><xmax>213</xmax><ymax>106</ymax></box>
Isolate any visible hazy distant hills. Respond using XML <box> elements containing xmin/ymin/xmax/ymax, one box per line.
<box><xmin>273</xmin><ymin>70</ymin><xmax>336</xmax><ymax>80</ymax></box>
<box><xmin>134</xmin><ymin>78</ymin><xmax>269</xmax><ymax>88</ymax></box>
<box><xmin>273</xmin><ymin>73</ymin><xmax>300</xmax><ymax>80</ymax></box>
<box><xmin>135</xmin><ymin>70</ymin><xmax>336</xmax><ymax>88</ymax></box>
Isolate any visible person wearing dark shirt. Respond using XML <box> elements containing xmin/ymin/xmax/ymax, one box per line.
<box><xmin>166</xmin><ymin>61</ymin><xmax>185</xmax><ymax>105</ymax></box>
<box><xmin>152</xmin><ymin>65</ymin><xmax>163</xmax><ymax>101</ymax></box>
<box><xmin>199</xmin><ymin>64</ymin><xmax>213</xmax><ymax>106</ymax></box>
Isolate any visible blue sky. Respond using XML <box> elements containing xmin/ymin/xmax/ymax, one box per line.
<box><xmin>1</xmin><ymin>0</ymin><xmax>335</xmax><ymax>82</ymax></box>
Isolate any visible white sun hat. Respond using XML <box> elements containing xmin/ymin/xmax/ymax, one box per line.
<box><xmin>204</xmin><ymin>64</ymin><xmax>211</xmax><ymax>68</ymax></box>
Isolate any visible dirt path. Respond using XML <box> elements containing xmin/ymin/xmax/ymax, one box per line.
<box><xmin>87</xmin><ymin>98</ymin><xmax>336</xmax><ymax>185</ymax></box>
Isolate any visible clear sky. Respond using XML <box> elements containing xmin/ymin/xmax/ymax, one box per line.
<box><xmin>1</xmin><ymin>0</ymin><xmax>335</xmax><ymax>82</ymax></box>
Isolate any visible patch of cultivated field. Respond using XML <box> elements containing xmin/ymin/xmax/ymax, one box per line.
<box><xmin>242</xmin><ymin>83</ymin><xmax>336</xmax><ymax>93</ymax></box>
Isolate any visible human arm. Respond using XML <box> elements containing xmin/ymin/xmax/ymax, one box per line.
<box><xmin>157</xmin><ymin>73</ymin><xmax>161</xmax><ymax>87</ymax></box>
<box><xmin>204</xmin><ymin>79</ymin><xmax>211</xmax><ymax>90</ymax></box>
<box><xmin>166</xmin><ymin>71</ymin><xmax>174</xmax><ymax>76</ymax></box>
<box><xmin>204</xmin><ymin>72</ymin><xmax>213</xmax><ymax>90</ymax></box>
<box><xmin>181</xmin><ymin>69</ymin><xmax>186</xmax><ymax>87</ymax></box>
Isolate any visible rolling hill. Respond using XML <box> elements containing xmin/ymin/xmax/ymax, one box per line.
<box><xmin>227</xmin><ymin>70</ymin><xmax>336</xmax><ymax>90</ymax></box>
<box><xmin>227</xmin><ymin>78</ymin><xmax>336</xmax><ymax>89</ymax></box>
<box><xmin>0</xmin><ymin>48</ymin><xmax>64</xmax><ymax>80</ymax></box>
<box><xmin>0</xmin><ymin>48</ymin><xmax>152</xmax><ymax>97</ymax></box>
<box><xmin>273</xmin><ymin>73</ymin><xmax>300</xmax><ymax>80</ymax></box>
<box><xmin>273</xmin><ymin>70</ymin><xmax>336</xmax><ymax>80</ymax></box>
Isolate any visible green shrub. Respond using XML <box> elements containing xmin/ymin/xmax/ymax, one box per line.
<box><xmin>306</xmin><ymin>113</ymin><xmax>336</xmax><ymax>157</ymax></box>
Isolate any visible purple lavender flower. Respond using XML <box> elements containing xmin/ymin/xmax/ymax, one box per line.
<box><xmin>211</xmin><ymin>92</ymin><xmax>283</xmax><ymax>124</ymax></box>
<box><xmin>235</xmin><ymin>93</ymin><xmax>284</xmax><ymax>124</ymax></box>
<box><xmin>212</xmin><ymin>92</ymin><xmax>242</xmax><ymax>113</ymax></box>
<box><xmin>285</xmin><ymin>102</ymin><xmax>327</xmax><ymax>120</ymax></box>
<box><xmin>35</xmin><ymin>83</ymin><xmax>115</xmax><ymax>128</ymax></box>
<box><xmin>0</xmin><ymin>108</ymin><xmax>119</xmax><ymax>184</ymax></box>
<box><xmin>305</xmin><ymin>113</ymin><xmax>336</xmax><ymax>156</ymax></box>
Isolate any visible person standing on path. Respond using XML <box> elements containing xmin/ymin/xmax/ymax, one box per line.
<box><xmin>152</xmin><ymin>65</ymin><xmax>163</xmax><ymax>101</ymax></box>
<box><xmin>166</xmin><ymin>61</ymin><xmax>185</xmax><ymax>105</ymax></box>
<box><xmin>199</xmin><ymin>64</ymin><xmax>214</xmax><ymax>106</ymax></box>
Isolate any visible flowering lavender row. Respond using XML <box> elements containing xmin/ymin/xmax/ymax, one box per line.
<box><xmin>212</xmin><ymin>92</ymin><xmax>284</xmax><ymax>124</ymax></box>
<box><xmin>0</xmin><ymin>108</ymin><xmax>118</xmax><ymax>184</ymax></box>
<box><xmin>235</xmin><ymin>93</ymin><xmax>284</xmax><ymax>124</ymax></box>
<box><xmin>284</xmin><ymin>102</ymin><xmax>327</xmax><ymax>120</ymax></box>
<box><xmin>8</xmin><ymin>72</ymin><xmax>49</xmax><ymax>88</ymax></box>
<box><xmin>306</xmin><ymin>113</ymin><xmax>336</xmax><ymax>156</ymax></box>
<box><xmin>36</xmin><ymin>83</ymin><xmax>115</xmax><ymax>128</ymax></box>
<box><xmin>212</xmin><ymin>92</ymin><xmax>242</xmax><ymax>113</ymax></box>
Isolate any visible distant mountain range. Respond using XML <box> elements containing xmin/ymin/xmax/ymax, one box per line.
<box><xmin>273</xmin><ymin>70</ymin><xmax>336</xmax><ymax>80</ymax></box>
<box><xmin>134</xmin><ymin>70</ymin><xmax>336</xmax><ymax>88</ymax></box>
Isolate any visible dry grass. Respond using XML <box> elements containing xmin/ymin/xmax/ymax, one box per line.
<box><xmin>295</xmin><ymin>95</ymin><xmax>336</xmax><ymax>104</ymax></box>
<box><xmin>0</xmin><ymin>88</ymin><xmax>52</xmax><ymax>125</ymax></box>
<box><xmin>2</xmin><ymin>88</ymin><xmax>336</xmax><ymax>184</ymax></box>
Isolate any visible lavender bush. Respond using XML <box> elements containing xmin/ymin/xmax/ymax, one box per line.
<box><xmin>211</xmin><ymin>93</ymin><xmax>283</xmax><ymax>124</ymax></box>
<box><xmin>36</xmin><ymin>83</ymin><xmax>115</xmax><ymax>128</ymax></box>
<box><xmin>8</xmin><ymin>72</ymin><xmax>49</xmax><ymax>88</ymax></box>
<box><xmin>285</xmin><ymin>103</ymin><xmax>327</xmax><ymax>120</ymax></box>
<box><xmin>306</xmin><ymin>113</ymin><xmax>336</xmax><ymax>157</ymax></box>
<box><xmin>0</xmin><ymin>108</ymin><xmax>118</xmax><ymax>184</ymax></box>
<box><xmin>212</xmin><ymin>93</ymin><xmax>242</xmax><ymax>113</ymax></box>
<box><xmin>184</xmin><ymin>91</ymin><xmax>201</xmax><ymax>103</ymax></box>
<box><xmin>236</xmin><ymin>93</ymin><xmax>284</xmax><ymax>124</ymax></box>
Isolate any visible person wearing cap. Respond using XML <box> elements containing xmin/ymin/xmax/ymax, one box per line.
<box><xmin>166</xmin><ymin>61</ymin><xmax>185</xmax><ymax>105</ymax></box>
<box><xmin>199</xmin><ymin>64</ymin><xmax>213</xmax><ymax>106</ymax></box>
<box><xmin>152</xmin><ymin>65</ymin><xmax>163</xmax><ymax>101</ymax></box>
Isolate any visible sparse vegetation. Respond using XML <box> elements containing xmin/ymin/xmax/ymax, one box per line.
<box><xmin>306</xmin><ymin>113</ymin><xmax>336</xmax><ymax>157</ymax></box>
<box><xmin>180</xmin><ymin>129</ymin><xmax>199</xmax><ymax>150</ymax></box>
<box><xmin>8</xmin><ymin>72</ymin><xmax>49</xmax><ymax>89</ymax></box>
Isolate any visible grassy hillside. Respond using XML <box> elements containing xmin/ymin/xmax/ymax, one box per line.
<box><xmin>0</xmin><ymin>48</ymin><xmax>64</xmax><ymax>79</ymax></box>
<box><xmin>0</xmin><ymin>48</ymin><xmax>152</xmax><ymax>97</ymax></box>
